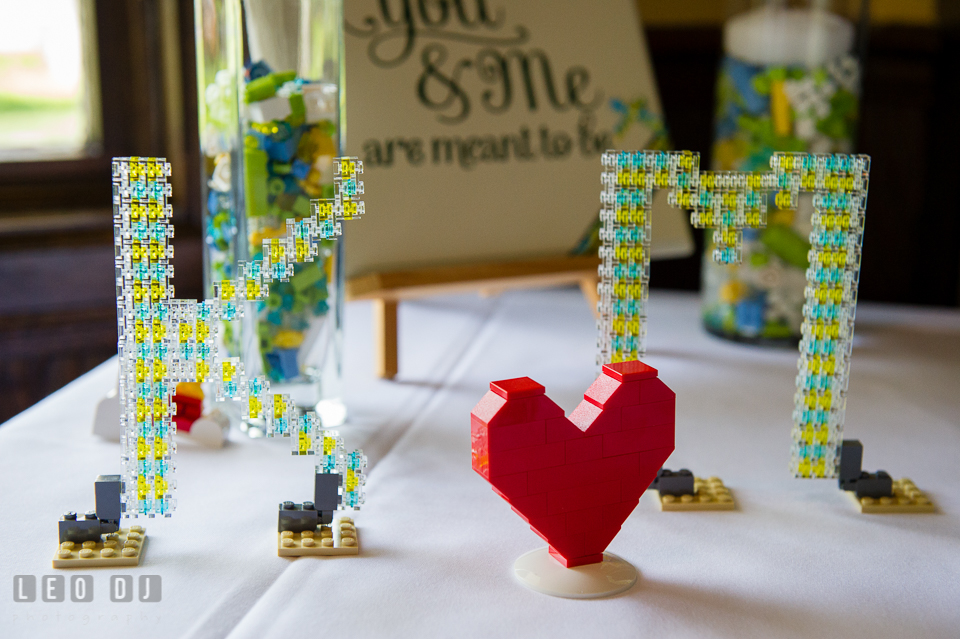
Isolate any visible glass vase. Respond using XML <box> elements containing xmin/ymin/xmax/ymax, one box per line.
<box><xmin>195</xmin><ymin>0</ymin><xmax>347</xmax><ymax>432</ymax></box>
<box><xmin>702</xmin><ymin>0</ymin><xmax>865</xmax><ymax>344</ymax></box>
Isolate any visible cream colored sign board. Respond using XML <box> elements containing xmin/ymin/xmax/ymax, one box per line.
<box><xmin>343</xmin><ymin>0</ymin><xmax>692</xmax><ymax>279</ymax></box>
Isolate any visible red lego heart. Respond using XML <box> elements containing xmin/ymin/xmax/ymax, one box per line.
<box><xmin>471</xmin><ymin>361</ymin><xmax>675</xmax><ymax>568</ymax></box>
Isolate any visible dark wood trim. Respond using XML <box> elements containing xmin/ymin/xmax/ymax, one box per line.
<box><xmin>0</xmin><ymin>209</ymin><xmax>113</xmax><ymax>250</ymax></box>
<box><xmin>0</xmin><ymin>0</ymin><xmax>174</xmax><ymax>216</ymax></box>
<box><xmin>0</xmin><ymin>306</ymin><xmax>116</xmax><ymax>335</ymax></box>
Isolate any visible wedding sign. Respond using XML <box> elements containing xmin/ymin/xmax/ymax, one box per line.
<box><xmin>343</xmin><ymin>0</ymin><xmax>692</xmax><ymax>279</ymax></box>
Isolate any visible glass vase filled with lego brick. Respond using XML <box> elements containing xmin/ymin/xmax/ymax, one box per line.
<box><xmin>702</xmin><ymin>0</ymin><xmax>864</xmax><ymax>344</ymax></box>
<box><xmin>196</xmin><ymin>0</ymin><xmax>347</xmax><ymax>433</ymax></box>
<box><xmin>196</xmin><ymin>0</ymin><xmax>244</xmax><ymax>357</ymax></box>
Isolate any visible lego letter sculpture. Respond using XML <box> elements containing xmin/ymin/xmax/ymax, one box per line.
<box><xmin>55</xmin><ymin>156</ymin><xmax>366</xmax><ymax>567</ymax></box>
<box><xmin>471</xmin><ymin>361</ymin><xmax>675</xmax><ymax>569</ymax></box>
<box><xmin>599</xmin><ymin>150</ymin><xmax>871</xmax><ymax>479</ymax></box>
<box><xmin>597</xmin><ymin>150</ymin><xmax>743</xmax><ymax>511</ymax></box>
<box><xmin>600</xmin><ymin>151</ymin><xmax>931</xmax><ymax>511</ymax></box>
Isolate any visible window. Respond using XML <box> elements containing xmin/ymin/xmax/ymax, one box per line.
<box><xmin>0</xmin><ymin>0</ymin><xmax>101</xmax><ymax>162</ymax></box>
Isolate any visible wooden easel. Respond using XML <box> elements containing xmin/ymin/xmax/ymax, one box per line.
<box><xmin>345</xmin><ymin>255</ymin><xmax>600</xmax><ymax>378</ymax></box>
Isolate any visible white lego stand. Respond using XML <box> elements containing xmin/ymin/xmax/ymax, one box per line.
<box><xmin>513</xmin><ymin>549</ymin><xmax>638</xmax><ymax>599</ymax></box>
<box><xmin>92</xmin><ymin>381</ymin><xmax>122</xmax><ymax>441</ymax></box>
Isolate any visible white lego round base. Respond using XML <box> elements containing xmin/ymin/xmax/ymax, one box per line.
<box><xmin>512</xmin><ymin>548</ymin><xmax>638</xmax><ymax>599</ymax></box>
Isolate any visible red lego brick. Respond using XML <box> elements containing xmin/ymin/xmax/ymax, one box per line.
<box><xmin>602</xmin><ymin>501</ymin><xmax>638</xmax><ymax>530</ymax></box>
<box><xmin>488</xmin><ymin>395</ymin><xmax>565</xmax><ymax>427</ymax></box>
<box><xmin>529</xmin><ymin>513</ymin><xmax>568</xmax><ymax>542</ymax></box>
<box><xmin>527</xmin><ymin>452</ymin><xmax>640</xmax><ymax>495</ymax></box>
<box><xmin>639</xmin><ymin>377</ymin><xmax>675</xmax><ymax>404</ymax></box>
<box><xmin>565</xmin><ymin>435</ymin><xmax>603</xmax><ymax>463</ymax></box>
<box><xmin>471</xmin><ymin>391</ymin><xmax>506</xmax><ymax>424</ymax></box>
<box><xmin>583</xmin><ymin>374</ymin><xmax>640</xmax><ymax>409</ymax></box>
<box><xmin>621</xmin><ymin>400</ymin><xmax>675</xmax><ymax>432</ymax></box>
<box><xmin>488</xmin><ymin>420</ymin><xmax>546</xmax><ymax>452</ymax></box>
<box><xmin>551</xmin><ymin>549</ymin><xmax>602</xmax><ymax>568</ymax></box>
<box><xmin>528</xmin><ymin>454</ymin><xmax>636</xmax><ymax>497</ymax></box>
<box><xmin>545</xmin><ymin>416</ymin><xmax>583</xmax><ymax>443</ymax></box>
<box><xmin>620</xmin><ymin>474</ymin><xmax>650</xmax><ymax>498</ymax></box>
<box><xmin>565</xmin><ymin>506</ymin><xmax>604</xmax><ymax>535</ymax></box>
<box><xmin>546</xmin><ymin>530</ymin><xmax>584</xmax><ymax>560</ymax></box>
<box><xmin>524</xmin><ymin>441</ymin><xmax>567</xmax><ymax>468</ymax></box>
<box><xmin>470</xmin><ymin>413</ymin><xmax>488</xmax><ymax>439</ymax></box>
<box><xmin>470</xmin><ymin>415</ymin><xmax>490</xmax><ymax>478</ymax></box>
<box><xmin>471</xmin><ymin>387</ymin><xmax>563</xmax><ymax>429</ymax></box>
<box><xmin>490</xmin><ymin>471</ymin><xmax>527</xmax><ymax>498</ymax></box>
<box><xmin>174</xmin><ymin>400</ymin><xmax>202</xmax><ymax>419</ymax></box>
<box><xmin>472</xmin><ymin>365</ymin><xmax>676</xmax><ymax>569</ymax></box>
<box><xmin>507</xmin><ymin>492</ymin><xmax>547</xmax><ymax>518</ymax></box>
<box><xmin>592</xmin><ymin>451</ymin><xmax>642</xmax><ymax>484</ymax></box>
<box><xmin>174</xmin><ymin>392</ymin><xmax>202</xmax><ymax>405</ymax></box>
<box><xmin>589</xmin><ymin>517</ymin><xmax>627</xmax><ymax>544</ymax></box>
<box><xmin>473</xmin><ymin>418</ymin><xmax>501</xmax><ymax>450</ymax></box>
<box><xmin>636</xmin><ymin>446</ymin><xmax>674</xmax><ymax>487</ymax></box>
<box><xmin>569</xmin><ymin>401</ymin><xmax>623</xmax><ymax>435</ymax></box>
<box><xmin>527</xmin><ymin>458</ymin><xmax>604</xmax><ymax>494</ymax></box>
<box><xmin>603</xmin><ymin>423</ymin><xmax>675</xmax><ymax>457</ymax></box>
<box><xmin>172</xmin><ymin>393</ymin><xmax>203</xmax><ymax>432</ymax></box>
<box><xmin>646</xmin><ymin>398</ymin><xmax>676</xmax><ymax>426</ymax></box>
<box><xmin>490</xmin><ymin>377</ymin><xmax>544</xmax><ymax>399</ymax></box>
<box><xmin>511</xmin><ymin>506</ymin><xmax>531</xmax><ymax>523</ymax></box>
<box><xmin>603</xmin><ymin>360</ymin><xmax>658</xmax><ymax>381</ymax></box>
<box><xmin>530</xmin><ymin>523</ymin><xmax>552</xmax><ymax>543</ymax></box>
<box><xmin>547</xmin><ymin>479</ymin><xmax>621</xmax><ymax>515</ymax></box>
<box><xmin>583</xmin><ymin>525</ymin><xmax>624</xmax><ymax>554</ymax></box>
<box><xmin>488</xmin><ymin>441</ymin><xmax>565</xmax><ymax>478</ymax></box>
<box><xmin>620</xmin><ymin>403</ymin><xmax>650</xmax><ymax>431</ymax></box>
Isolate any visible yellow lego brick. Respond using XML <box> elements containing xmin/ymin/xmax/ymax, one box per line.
<box><xmin>847</xmin><ymin>478</ymin><xmax>936</xmax><ymax>514</ymax></box>
<box><xmin>277</xmin><ymin>517</ymin><xmax>359</xmax><ymax>557</ymax></box>
<box><xmin>657</xmin><ymin>476</ymin><xmax>736</xmax><ymax>511</ymax></box>
<box><xmin>53</xmin><ymin>527</ymin><xmax>146</xmax><ymax>569</ymax></box>
<box><xmin>175</xmin><ymin>381</ymin><xmax>203</xmax><ymax>400</ymax></box>
<box><xmin>109</xmin><ymin>156</ymin><xmax>367</xmax><ymax>516</ymax></box>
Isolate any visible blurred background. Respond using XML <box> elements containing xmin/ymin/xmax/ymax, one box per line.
<box><xmin>0</xmin><ymin>0</ymin><xmax>957</xmax><ymax>423</ymax></box>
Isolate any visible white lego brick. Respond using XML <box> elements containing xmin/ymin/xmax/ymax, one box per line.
<box><xmin>246</xmin><ymin>95</ymin><xmax>292</xmax><ymax>123</ymax></box>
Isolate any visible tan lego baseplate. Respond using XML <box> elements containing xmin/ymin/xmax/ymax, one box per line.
<box><xmin>657</xmin><ymin>476</ymin><xmax>736</xmax><ymax>511</ymax></box>
<box><xmin>277</xmin><ymin>516</ymin><xmax>359</xmax><ymax>557</ymax></box>
<box><xmin>847</xmin><ymin>478</ymin><xmax>936</xmax><ymax>513</ymax></box>
<box><xmin>53</xmin><ymin>526</ymin><xmax>146</xmax><ymax>568</ymax></box>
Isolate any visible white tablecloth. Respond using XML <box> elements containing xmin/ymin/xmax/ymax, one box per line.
<box><xmin>2</xmin><ymin>290</ymin><xmax>959</xmax><ymax>639</ymax></box>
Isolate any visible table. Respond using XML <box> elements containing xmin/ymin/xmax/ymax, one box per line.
<box><xmin>2</xmin><ymin>290</ymin><xmax>959</xmax><ymax>639</ymax></box>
